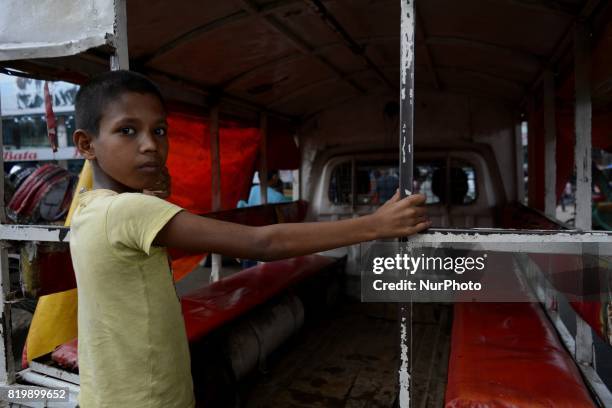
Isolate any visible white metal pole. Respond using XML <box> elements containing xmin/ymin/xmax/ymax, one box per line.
<box><xmin>574</xmin><ymin>22</ymin><xmax>594</xmax><ymax>368</ymax></box>
<box><xmin>574</xmin><ymin>23</ymin><xmax>592</xmax><ymax>231</ymax></box>
<box><xmin>0</xmin><ymin>72</ymin><xmax>16</xmax><ymax>387</ymax></box>
<box><xmin>543</xmin><ymin>70</ymin><xmax>557</xmax><ymax>218</ymax></box>
<box><xmin>514</xmin><ymin>119</ymin><xmax>525</xmax><ymax>204</ymax></box>
<box><xmin>399</xmin><ymin>0</ymin><xmax>415</xmax><ymax>406</ymax></box>
<box><xmin>110</xmin><ymin>0</ymin><xmax>130</xmax><ymax>71</ymax></box>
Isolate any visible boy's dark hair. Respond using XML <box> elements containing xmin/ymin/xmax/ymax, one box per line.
<box><xmin>75</xmin><ymin>70</ymin><xmax>165</xmax><ymax>135</ymax></box>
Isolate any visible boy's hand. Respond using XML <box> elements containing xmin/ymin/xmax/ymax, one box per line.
<box><xmin>370</xmin><ymin>191</ymin><xmax>430</xmax><ymax>239</ymax></box>
<box><xmin>143</xmin><ymin>167</ymin><xmax>171</xmax><ymax>199</ymax></box>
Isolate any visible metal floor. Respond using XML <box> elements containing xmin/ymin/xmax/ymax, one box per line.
<box><xmin>239</xmin><ymin>302</ymin><xmax>452</xmax><ymax>408</ymax></box>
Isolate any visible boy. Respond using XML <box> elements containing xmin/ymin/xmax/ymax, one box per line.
<box><xmin>70</xmin><ymin>70</ymin><xmax>430</xmax><ymax>408</ymax></box>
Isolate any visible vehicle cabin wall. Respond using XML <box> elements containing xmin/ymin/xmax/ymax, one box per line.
<box><xmin>299</xmin><ymin>91</ymin><xmax>517</xmax><ymax>218</ymax></box>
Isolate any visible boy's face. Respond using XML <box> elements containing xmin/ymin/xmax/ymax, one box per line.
<box><xmin>78</xmin><ymin>92</ymin><xmax>169</xmax><ymax>192</ymax></box>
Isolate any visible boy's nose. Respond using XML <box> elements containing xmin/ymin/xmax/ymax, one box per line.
<box><xmin>139</xmin><ymin>133</ymin><xmax>158</xmax><ymax>153</ymax></box>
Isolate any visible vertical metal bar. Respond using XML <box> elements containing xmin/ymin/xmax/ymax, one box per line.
<box><xmin>0</xmin><ymin>75</ymin><xmax>15</xmax><ymax>387</ymax></box>
<box><xmin>0</xmin><ymin>247</ymin><xmax>12</xmax><ymax>387</ymax></box>
<box><xmin>543</xmin><ymin>70</ymin><xmax>557</xmax><ymax>218</ymax></box>
<box><xmin>110</xmin><ymin>0</ymin><xmax>130</xmax><ymax>70</ymax></box>
<box><xmin>574</xmin><ymin>23</ymin><xmax>592</xmax><ymax>231</ymax></box>
<box><xmin>351</xmin><ymin>158</ymin><xmax>356</xmax><ymax>209</ymax></box>
<box><xmin>210</xmin><ymin>106</ymin><xmax>221</xmax><ymax>212</ymax></box>
<box><xmin>259</xmin><ymin>114</ymin><xmax>268</xmax><ymax>205</ymax></box>
<box><xmin>444</xmin><ymin>153</ymin><xmax>451</xmax><ymax>227</ymax></box>
<box><xmin>514</xmin><ymin>118</ymin><xmax>525</xmax><ymax>203</ymax></box>
<box><xmin>399</xmin><ymin>1</ymin><xmax>415</xmax><ymax>407</ymax></box>
<box><xmin>576</xmin><ymin>242</ymin><xmax>596</xmax><ymax>366</ymax></box>
<box><xmin>574</xmin><ymin>22</ymin><xmax>594</xmax><ymax>369</ymax></box>
<box><xmin>210</xmin><ymin>106</ymin><xmax>222</xmax><ymax>282</ymax></box>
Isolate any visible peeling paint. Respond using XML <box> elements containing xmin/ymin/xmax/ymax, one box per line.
<box><xmin>0</xmin><ymin>225</ymin><xmax>70</xmax><ymax>242</ymax></box>
<box><xmin>400</xmin><ymin>0</ymin><xmax>414</xmax><ymax>102</ymax></box>
<box><xmin>402</xmin><ymin>128</ymin><xmax>406</xmax><ymax>163</ymax></box>
<box><xmin>409</xmin><ymin>230</ymin><xmax>612</xmax><ymax>255</ymax></box>
<box><xmin>398</xmin><ymin>2</ymin><xmax>415</xmax><ymax>405</ymax></box>
<box><xmin>398</xmin><ymin>315</ymin><xmax>410</xmax><ymax>407</ymax></box>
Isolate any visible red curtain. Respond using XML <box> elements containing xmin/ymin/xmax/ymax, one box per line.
<box><xmin>527</xmin><ymin>106</ymin><xmax>612</xmax><ymax>211</ymax></box>
<box><xmin>164</xmin><ymin>111</ymin><xmax>261</xmax><ymax>280</ymax></box>
<box><xmin>165</xmin><ymin>112</ymin><xmax>261</xmax><ymax>214</ymax></box>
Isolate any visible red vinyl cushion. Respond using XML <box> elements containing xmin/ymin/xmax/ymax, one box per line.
<box><xmin>182</xmin><ymin>255</ymin><xmax>335</xmax><ymax>342</ymax></box>
<box><xmin>445</xmin><ymin>303</ymin><xmax>595</xmax><ymax>408</ymax></box>
<box><xmin>51</xmin><ymin>338</ymin><xmax>78</xmax><ymax>371</ymax></box>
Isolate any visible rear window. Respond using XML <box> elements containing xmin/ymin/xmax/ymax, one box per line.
<box><xmin>328</xmin><ymin>159</ymin><xmax>477</xmax><ymax>206</ymax></box>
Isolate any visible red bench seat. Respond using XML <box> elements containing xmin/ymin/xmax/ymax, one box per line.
<box><xmin>51</xmin><ymin>254</ymin><xmax>336</xmax><ymax>369</ymax></box>
<box><xmin>445</xmin><ymin>302</ymin><xmax>595</xmax><ymax>407</ymax></box>
<box><xmin>181</xmin><ymin>254</ymin><xmax>336</xmax><ymax>342</ymax></box>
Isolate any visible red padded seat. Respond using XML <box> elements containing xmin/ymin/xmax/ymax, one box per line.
<box><xmin>51</xmin><ymin>338</ymin><xmax>78</xmax><ymax>371</ymax></box>
<box><xmin>50</xmin><ymin>255</ymin><xmax>335</xmax><ymax>370</ymax></box>
<box><xmin>182</xmin><ymin>255</ymin><xmax>335</xmax><ymax>342</ymax></box>
<box><xmin>445</xmin><ymin>302</ymin><xmax>595</xmax><ymax>407</ymax></box>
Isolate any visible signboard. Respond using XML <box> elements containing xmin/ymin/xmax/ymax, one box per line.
<box><xmin>3</xmin><ymin>147</ymin><xmax>81</xmax><ymax>162</ymax></box>
<box><xmin>0</xmin><ymin>74</ymin><xmax>78</xmax><ymax>116</ymax></box>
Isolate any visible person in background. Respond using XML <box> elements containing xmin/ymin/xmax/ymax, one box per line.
<box><xmin>238</xmin><ymin>170</ymin><xmax>289</xmax><ymax>207</ymax></box>
<box><xmin>561</xmin><ymin>181</ymin><xmax>573</xmax><ymax>212</ymax></box>
<box><xmin>376</xmin><ymin>168</ymin><xmax>399</xmax><ymax>204</ymax></box>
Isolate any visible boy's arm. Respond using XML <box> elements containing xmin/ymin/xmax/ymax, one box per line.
<box><xmin>154</xmin><ymin>192</ymin><xmax>430</xmax><ymax>261</ymax></box>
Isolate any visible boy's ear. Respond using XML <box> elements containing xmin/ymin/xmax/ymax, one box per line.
<box><xmin>73</xmin><ymin>129</ymin><xmax>96</xmax><ymax>160</ymax></box>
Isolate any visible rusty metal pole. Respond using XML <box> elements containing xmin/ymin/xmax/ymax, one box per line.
<box><xmin>398</xmin><ymin>0</ymin><xmax>415</xmax><ymax>407</ymax></box>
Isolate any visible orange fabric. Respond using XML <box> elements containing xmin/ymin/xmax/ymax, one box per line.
<box><xmin>171</xmin><ymin>254</ymin><xmax>206</xmax><ymax>281</ymax></box>
<box><xmin>445</xmin><ymin>302</ymin><xmax>595</xmax><ymax>408</ymax></box>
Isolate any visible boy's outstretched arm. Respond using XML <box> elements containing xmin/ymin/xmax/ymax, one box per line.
<box><xmin>154</xmin><ymin>192</ymin><xmax>430</xmax><ymax>261</ymax></box>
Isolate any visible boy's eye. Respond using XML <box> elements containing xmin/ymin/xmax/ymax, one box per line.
<box><xmin>155</xmin><ymin>128</ymin><xmax>167</xmax><ymax>137</ymax></box>
<box><xmin>120</xmin><ymin>127</ymin><xmax>136</xmax><ymax>135</ymax></box>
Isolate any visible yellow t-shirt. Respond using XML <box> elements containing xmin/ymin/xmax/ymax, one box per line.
<box><xmin>70</xmin><ymin>190</ymin><xmax>195</xmax><ymax>408</ymax></box>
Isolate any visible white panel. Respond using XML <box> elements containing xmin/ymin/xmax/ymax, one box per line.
<box><xmin>0</xmin><ymin>0</ymin><xmax>115</xmax><ymax>61</ymax></box>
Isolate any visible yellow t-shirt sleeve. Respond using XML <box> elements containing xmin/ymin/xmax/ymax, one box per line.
<box><xmin>106</xmin><ymin>193</ymin><xmax>183</xmax><ymax>255</ymax></box>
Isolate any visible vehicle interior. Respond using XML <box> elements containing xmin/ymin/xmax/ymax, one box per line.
<box><xmin>1</xmin><ymin>0</ymin><xmax>612</xmax><ymax>407</ymax></box>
